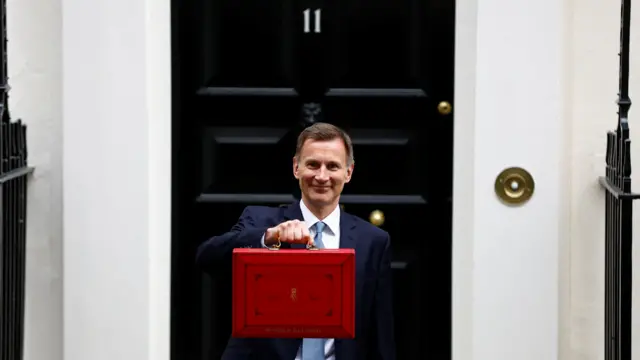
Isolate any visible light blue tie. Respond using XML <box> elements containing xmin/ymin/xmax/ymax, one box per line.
<box><xmin>312</xmin><ymin>221</ymin><xmax>326</xmax><ymax>248</ymax></box>
<box><xmin>301</xmin><ymin>221</ymin><xmax>326</xmax><ymax>360</ymax></box>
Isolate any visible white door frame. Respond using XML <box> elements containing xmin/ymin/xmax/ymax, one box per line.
<box><xmin>60</xmin><ymin>0</ymin><xmax>564</xmax><ymax>358</ymax></box>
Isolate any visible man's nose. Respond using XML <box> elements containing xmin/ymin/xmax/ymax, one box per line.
<box><xmin>315</xmin><ymin>167</ymin><xmax>330</xmax><ymax>181</ymax></box>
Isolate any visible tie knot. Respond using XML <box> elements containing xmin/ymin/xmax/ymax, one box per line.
<box><xmin>314</xmin><ymin>221</ymin><xmax>326</xmax><ymax>233</ymax></box>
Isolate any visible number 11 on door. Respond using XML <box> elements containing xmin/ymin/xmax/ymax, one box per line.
<box><xmin>303</xmin><ymin>9</ymin><xmax>321</xmax><ymax>33</ymax></box>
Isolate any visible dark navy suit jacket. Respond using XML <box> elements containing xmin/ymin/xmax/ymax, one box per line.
<box><xmin>196</xmin><ymin>201</ymin><xmax>396</xmax><ymax>360</ymax></box>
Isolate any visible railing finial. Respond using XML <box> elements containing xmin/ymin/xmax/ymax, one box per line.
<box><xmin>617</xmin><ymin>0</ymin><xmax>632</xmax><ymax>124</ymax></box>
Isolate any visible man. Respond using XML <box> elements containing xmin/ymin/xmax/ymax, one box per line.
<box><xmin>196</xmin><ymin>122</ymin><xmax>396</xmax><ymax>360</ymax></box>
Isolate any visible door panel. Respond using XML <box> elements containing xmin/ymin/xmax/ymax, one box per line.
<box><xmin>323</xmin><ymin>0</ymin><xmax>429</xmax><ymax>89</ymax></box>
<box><xmin>199</xmin><ymin>125</ymin><xmax>296</xmax><ymax>195</ymax></box>
<box><xmin>200</xmin><ymin>0</ymin><xmax>301</xmax><ymax>87</ymax></box>
<box><xmin>172</xmin><ymin>0</ymin><xmax>455</xmax><ymax>358</ymax></box>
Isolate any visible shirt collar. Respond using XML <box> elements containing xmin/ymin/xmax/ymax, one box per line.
<box><xmin>299</xmin><ymin>200</ymin><xmax>340</xmax><ymax>235</ymax></box>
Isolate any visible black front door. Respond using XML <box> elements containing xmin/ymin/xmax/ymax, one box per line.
<box><xmin>171</xmin><ymin>0</ymin><xmax>455</xmax><ymax>359</ymax></box>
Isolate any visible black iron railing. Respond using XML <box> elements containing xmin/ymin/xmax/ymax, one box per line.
<box><xmin>0</xmin><ymin>117</ymin><xmax>31</xmax><ymax>360</ymax></box>
<box><xmin>598</xmin><ymin>0</ymin><xmax>639</xmax><ymax>359</ymax></box>
<box><xmin>0</xmin><ymin>0</ymin><xmax>34</xmax><ymax>358</ymax></box>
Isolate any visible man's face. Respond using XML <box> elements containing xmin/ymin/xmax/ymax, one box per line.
<box><xmin>293</xmin><ymin>138</ymin><xmax>353</xmax><ymax>207</ymax></box>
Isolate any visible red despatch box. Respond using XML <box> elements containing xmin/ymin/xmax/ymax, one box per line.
<box><xmin>232</xmin><ymin>248</ymin><xmax>355</xmax><ymax>339</ymax></box>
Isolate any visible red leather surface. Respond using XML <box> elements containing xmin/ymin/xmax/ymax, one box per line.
<box><xmin>232</xmin><ymin>248</ymin><xmax>355</xmax><ymax>339</ymax></box>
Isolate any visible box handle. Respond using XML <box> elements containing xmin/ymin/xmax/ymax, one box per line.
<box><xmin>267</xmin><ymin>234</ymin><xmax>319</xmax><ymax>251</ymax></box>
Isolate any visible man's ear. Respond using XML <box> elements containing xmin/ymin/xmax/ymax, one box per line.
<box><xmin>293</xmin><ymin>156</ymin><xmax>300</xmax><ymax>179</ymax></box>
<box><xmin>345</xmin><ymin>163</ymin><xmax>354</xmax><ymax>183</ymax></box>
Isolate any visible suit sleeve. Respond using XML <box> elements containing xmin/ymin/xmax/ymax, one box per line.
<box><xmin>375</xmin><ymin>234</ymin><xmax>396</xmax><ymax>360</ymax></box>
<box><xmin>195</xmin><ymin>206</ymin><xmax>268</xmax><ymax>274</ymax></box>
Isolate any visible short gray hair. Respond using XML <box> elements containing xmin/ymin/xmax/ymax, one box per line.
<box><xmin>295</xmin><ymin>123</ymin><xmax>354</xmax><ymax>166</ymax></box>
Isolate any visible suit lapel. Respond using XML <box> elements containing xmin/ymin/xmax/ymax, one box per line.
<box><xmin>338</xmin><ymin>210</ymin><xmax>357</xmax><ymax>250</ymax></box>
<box><xmin>282</xmin><ymin>201</ymin><xmax>303</xmax><ymax>221</ymax></box>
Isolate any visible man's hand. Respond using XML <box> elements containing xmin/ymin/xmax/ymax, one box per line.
<box><xmin>265</xmin><ymin>220</ymin><xmax>313</xmax><ymax>246</ymax></box>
